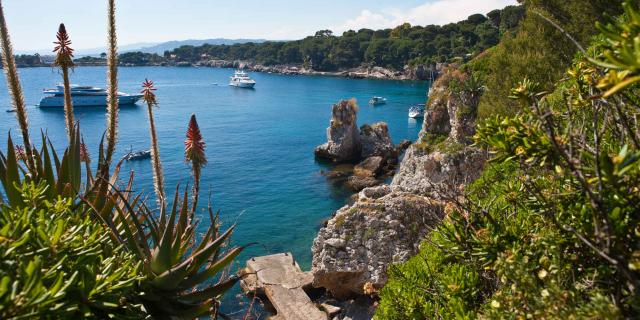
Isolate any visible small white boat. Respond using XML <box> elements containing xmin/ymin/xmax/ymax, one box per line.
<box><xmin>229</xmin><ymin>70</ymin><xmax>256</xmax><ymax>88</ymax></box>
<box><xmin>408</xmin><ymin>104</ymin><xmax>425</xmax><ymax>118</ymax></box>
<box><xmin>38</xmin><ymin>85</ymin><xmax>142</xmax><ymax>108</ymax></box>
<box><xmin>369</xmin><ymin>96</ymin><xmax>387</xmax><ymax>105</ymax></box>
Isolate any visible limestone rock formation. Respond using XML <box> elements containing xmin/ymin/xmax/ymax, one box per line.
<box><xmin>311</xmin><ymin>185</ymin><xmax>445</xmax><ymax>299</ymax></box>
<box><xmin>315</xmin><ymin>100</ymin><xmax>409</xmax><ymax>191</ymax></box>
<box><xmin>315</xmin><ymin>99</ymin><xmax>361</xmax><ymax>163</ymax></box>
<box><xmin>420</xmin><ymin>67</ymin><xmax>481</xmax><ymax>144</ymax></box>
<box><xmin>312</xmin><ymin>67</ymin><xmax>487</xmax><ymax>302</ymax></box>
<box><xmin>391</xmin><ymin>146</ymin><xmax>487</xmax><ymax>197</ymax></box>
<box><xmin>359</xmin><ymin>123</ymin><xmax>394</xmax><ymax>160</ymax></box>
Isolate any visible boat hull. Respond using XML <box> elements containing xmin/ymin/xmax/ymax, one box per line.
<box><xmin>229</xmin><ymin>82</ymin><xmax>256</xmax><ymax>88</ymax></box>
<box><xmin>38</xmin><ymin>94</ymin><xmax>142</xmax><ymax>107</ymax></box>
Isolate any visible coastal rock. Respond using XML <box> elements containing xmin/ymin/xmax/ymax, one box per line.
<box><xmin>353</xmin><ymin>156</ymin><xmax>384</xmax><ymax>177</ymax></box>
<box><xmin>420</xmin><ymin>67</ymin><xmax>480</xmax><ymax>144</ymax></box>
<box><xmin>421</xmin><ymin>84</ymin><xmax>451</xmax><ymax>138</ymax></box>
<box><xmin>315</xmin><ymin>100</ymin><xmax>361</xmax><ymax>162</ymax></box>
<box><xmin>391</xmin><ymin>145</ymin><xmax>487</xmax><ymax>197</ymax></box>
<box><xmin>359</xmin><ymin>123</ymin><xmax>395</xmax><ymax>160</ymax></box>
<box><xmin>345</xmin><ymin>175</ymin><xmax>380</xmax><ymax>192</ymax></box>
<box><xmin>312</xmin><ymin>66</ymin><xmax>487</xmax><ymax>303</ymax></box>
<box><xmin>312</xmin><ymin>186</ymin><xmax>445</xmax><ymax>299</ymax></box>
<box><xmin>395</xmin><ymin>140</ymin><xmax>412</xmax><ymax>154</ymax></box>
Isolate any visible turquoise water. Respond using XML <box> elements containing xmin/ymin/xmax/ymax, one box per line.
<box><xmin>0</xmin><ymin>66</ymin><xmax>427</xmax><ymax>312</ymax></box>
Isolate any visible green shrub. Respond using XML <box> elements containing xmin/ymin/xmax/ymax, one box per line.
<box><xmin>0</xmin><ymin>182</ymin><xmax>143</xmax><ymax>319</ymax></box>
<box><xmin>471</xmin><ymin>0</ymin><xmax>624</xmax><ymax>120</ymax></box>
<box><xmin>377</xmin><ymin>3</ymin><xmax>640</xmax><ymax>318</ymax></box>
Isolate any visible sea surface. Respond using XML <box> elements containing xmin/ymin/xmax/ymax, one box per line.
<box><xmin>0</xmin><ymin>66</ymin><xmax>428</xmax><ymax>313</ymax></box>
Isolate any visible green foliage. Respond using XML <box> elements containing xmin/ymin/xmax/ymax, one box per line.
<box><xmin>118</xmin><ymin>51</ymin><xmax>165</xmax><ymax>66</ymax></box>
<box><xmin>165</xmin><ymin>6</ymin><xmax>523</xmax><ymax>71</ymax></box>
<box><xmin>471</xmin><ymin>0</ymin><xmax>625</xmax><ymax>120</ymax></box>
<box><xmin>377</xmin><ymin>4</ymin><xmax>640</xmax><ymax>318</ymax></box>
<box><xmin>0</xmin><ymin>182</ymin><xmax>143</xmax><ymax>319</ymax></box>
<box><xmin>103</xmin><ymin>184</ymin><xmax>245</xmax><ymax>319</ymax></box>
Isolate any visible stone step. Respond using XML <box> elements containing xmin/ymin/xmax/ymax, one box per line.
<box><xmin>241</xmin><ymin>253</ymin><xmax>327</xmax><ymax>320</ymax></box>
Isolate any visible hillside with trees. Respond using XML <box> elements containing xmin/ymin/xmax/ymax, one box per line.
<box><xmin>376</xmin><ymin>0</ymin><xmax>640</xmax><ymax>318</ymax></box>
<box><xmin>164</xmin><ymin>5</ymin><xmax>524</xmax><ymax>71</ymax></box>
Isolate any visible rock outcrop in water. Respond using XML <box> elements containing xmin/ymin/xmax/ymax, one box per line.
<box><xmin>312</xmin><ymin>67</ymin><xmax>487</xmax><ymax>299</ymax></box>
<box><xmin>315</xmin><ymin>99</ymin><xmax>362</xmax><ymax>163</ymax></box>
<box><xmin>316</xmin><ymin>99</ymin><xmax>406</xmax><ymax>192</ymax></box>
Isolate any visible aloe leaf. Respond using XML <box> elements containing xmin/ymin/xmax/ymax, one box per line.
<box><xmin>181</xmin><ymin>246</ymin><xmax>245</xmax><ymax>289</ymax></box>
<box><xmin>151</xmin><ymin>187</ymin><xmax>180</xmax><ymax>274</ymax></box>
<box><xmin>3</xmin><ymin>134</ymin><xmax>22</xmax><ymax>207</ymax></box>
<box><xmin>186</xmin><ymin>226</ymin><xmax>235</xmax><ymax>274</ymax></box>
<box><xmin>178</xmin><ymin>276</ymin><xmax>239</xmax><ymax>303</ymax></box>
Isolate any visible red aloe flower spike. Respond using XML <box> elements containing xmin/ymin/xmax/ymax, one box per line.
<box><xmin>79</xmin><ymin>143</ymin><xmax>90</xmax><ymax>163</ymax></box>
<box><xmin>14</xmin><ymin>145</ymin><xmax>26</xmax><ymax>161</ymax></box>
<box><xmin>141</xmin><ymin>78</ymin><xmax>158</xmax><ymax>107</ymax></box>
<box><xmin>185</xmin><ymin>114</ymin><xmax>207</xmax><ymax>167</ymax></box>
<box><xmin>53</xmin><ymin>23</ymin><xmax>74</xmax><ymax>67</ymax></box>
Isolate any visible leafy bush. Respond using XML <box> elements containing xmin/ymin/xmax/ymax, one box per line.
<box><xmin>471</xmin><ymin>0</ymin><xmax>624</xmax><ymax>119</ymax></box>
<box><xmin>0</xmin><ymin>182</ymin><xmax>143</xmax><ymax>319</ymax></box>
<box><xmin>377</xmin><ymin>3</ymin><xmax>640</xmax><ymax>318</ymax></box>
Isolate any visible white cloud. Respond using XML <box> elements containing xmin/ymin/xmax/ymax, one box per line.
<box><xmin>339</xmin><ymin>0</ymin><xmax>518</xmax><ymax>32</ymax></box>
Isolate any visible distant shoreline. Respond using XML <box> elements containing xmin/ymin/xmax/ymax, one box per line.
<box><xmin>9</xmin><ymin>61</ymin><xmax>438</xmax><ymax>82</ymax></box>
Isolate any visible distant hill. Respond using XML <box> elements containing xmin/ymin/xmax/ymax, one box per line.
<box><xmin>131</xmin><ymin>38</ymin><xmax>268</xmax><ymax>55</ymax></box>
<box><xmin>16</xmin><ymin>38</ymin><xmax>268</xmax><ymax>56</ymax></box>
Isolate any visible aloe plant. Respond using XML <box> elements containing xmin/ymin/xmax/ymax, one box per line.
<box><xmin>100</xmin><ymin>183</ymin><xmax>245</xmax><ymax>319</ymax></box>
<box><xmin>53</xmin><ymin>23</ymin><xmax>76</xmax><ymax>142</ymax></box>
<box><xmin>141</xmin><ymin>79</ymin><xmax>166</xmax><ymax>204</ymax></box>
<box><xmin>185</xmin><ymin>114</ymin><xmax>207</xmax><ymax>214</ymax></box>
<box><xmin>0</xmin><ymin>1</ymin><xmax>245</xmax><ymax>318</ymax></box>
<box><xmin>0</xmin><ymin>0</ymin><xmax>35</xmax><ymax>171</ymax></box>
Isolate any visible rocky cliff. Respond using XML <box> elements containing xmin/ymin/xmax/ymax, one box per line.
<box><xmin>311</xmin><ymin>67</ymin><xmax>487</xmax><ymax>298</ymax></box>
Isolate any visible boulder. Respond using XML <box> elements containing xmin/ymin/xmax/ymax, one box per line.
<box><xmin>395</xmin><ymin>140</ymin><xmax>412</xmax><ymax>154</ymax></box>
<box><xmin>312</xmin><ymin>186</ymin><xmax>445</xmax><ymax>299</ymax></box>
<box><xmin>353</xmin><ymin>156</ymin><xmax>384</xmax><ymax>177</ymax></box>
<box><xmin>345</xmin><ymin>175</ymin><xmax>380</xmax><ymax>192</ymax></box>
<box><xmin>315</xmin><ymin>100</ymin><xmax>361</xmax><ymax>162</ymax></box>
<box><xmin>359</xmin><ymin>123</ymin><xmax>395</xmax><ymax>160</ymax></box>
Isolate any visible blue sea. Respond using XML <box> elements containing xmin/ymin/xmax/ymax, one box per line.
<box><xmin>0</xmin><ymin>66</ymin><xmax>427</xmax><ymax>313</ymax></box>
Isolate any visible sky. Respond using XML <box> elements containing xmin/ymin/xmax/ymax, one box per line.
<box><xmin>4</xmin><ymin>0</ymin><xmax>518</xmax><ymax>51</ymax></box>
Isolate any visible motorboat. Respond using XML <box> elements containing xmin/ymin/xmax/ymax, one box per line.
<box><xmin>369</xmin><ymin>96</ymin><xmax>387</xmax><ymax>105</ymax></box>
<box><xmin>229</xmin><ymin>70</ymin><xmax>256</xmax><ymax>88</ymax></box>
<box><xmin>38</xmin><ymin>84</ymin><xmax>142</xmax><ymax>108</ymax></box>
<box><xmin>121</xmin><ymin>149</ymin><xmax>151</xmax><ymax>161</ymax></box>
<box><xmin>409</xmin><ymin>104</ymin><xmax>425</xmax><ymax>118</ymax></box>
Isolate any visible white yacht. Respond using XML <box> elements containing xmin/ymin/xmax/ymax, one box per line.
<box><xmin>38</xmin><ymin>85</ymin><xmax>142</xmax><ymax>108</ymax></box>
<box><xmin>409</xmin><ymin>104</ymin><xmax>425</xmax><ymax>118</ymax></box>
<box><xmin>229</xmin><ymin>70</ymin><xmax>256</xmax><ymax>88</ymax></box>
<box><xmin>369</xmin><ymin>96</ymin><xmax>387</xmax><ymax>105</ymax></box>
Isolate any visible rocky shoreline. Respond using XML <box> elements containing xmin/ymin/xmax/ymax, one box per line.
<box><xmin>240</xmin><ymin>67</ymin><xmax>486</xmax><ymax>319</ymax></box>
<box><xmin>196</xmin><ymin>59</ymin><xmax>439</xmax><ymax>81</ymax></box>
